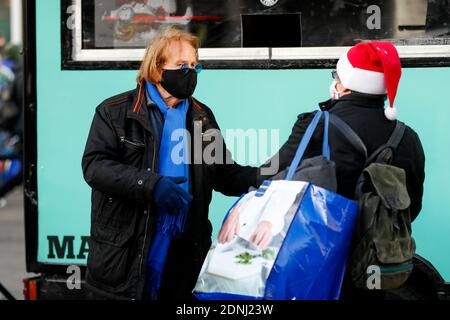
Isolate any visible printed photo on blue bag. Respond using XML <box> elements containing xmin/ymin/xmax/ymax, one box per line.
<box><xmin>194</xmin><ymin>180</ymin><xmax>309</xmax><ymax>299</ymax></box>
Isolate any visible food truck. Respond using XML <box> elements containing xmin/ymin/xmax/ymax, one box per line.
<box><xmin>22</xmin><ymin>0</ymin><xmax>450</xmax><ymax>299</ymax></box>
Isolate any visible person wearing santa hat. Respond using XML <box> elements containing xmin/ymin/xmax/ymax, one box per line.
<box><xmin>260</xmin><ymin>41</ymin><xmax>424</xmax><ymax>219</ymax></box>
<box><xmin>258</xmin><ymin>43</ymin><xmax>425</xmax><ymax>296</ymax></box>
<box><xmin>332</xmin><ymin>41</ymin><xmax>401</xmax><ymax>121</ymax></box>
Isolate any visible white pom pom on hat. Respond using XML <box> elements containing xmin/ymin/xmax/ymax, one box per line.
<box><xmin>384</xmin><ymin>106</ymin><xmax>398</xmax><ymax>121</ymax></box>
<box><xmin>336</xmin><ymin>42</ymin><xmax>402</xmax><ymax>120</ymax></box>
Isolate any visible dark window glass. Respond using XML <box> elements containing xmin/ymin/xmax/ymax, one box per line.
<box><xmin>242</xmin><ymin>13</ymin><xmax>301</xmax><ymax>47</ymax></box>
<box><xmin>79</xmin><ymin>0</ymin><xmax>449</xmax><ymax>49</ymax></box>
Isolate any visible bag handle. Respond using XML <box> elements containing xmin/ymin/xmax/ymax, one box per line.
<box><xmin>322</xmin><ymin>111</ymin><xmax>330</xmax><ymax>160</ymax></box>
<box><xmin>286</xmin><ymin>111</ymin><xmax>330</xmax><ymax>180</ymax></box>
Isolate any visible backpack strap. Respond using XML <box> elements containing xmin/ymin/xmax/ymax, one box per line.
<box><xmin>329</xmin><ymin>114</ymin><xmax>368</xmax><ymax>160</ymax></box>
<box><xmin>386</xmin><ymin>121</ymin><xmax>406</xmax><ymax>149</ymax></box>
<box><xmin>364</xmin><ymin>121</ymin><xmax>406</xmax><ymax>166</ymax></box>
<box><xmin>355</xmin><ymin>121</ymin><xmax>406</xmax><ymax>198</ymax></box>
<box><xmin>329</xmin><ymin>114</ymin><xmax>406</xmax><ymax>166</ymax></box>
<box><xmin>328</xmin><ymin>114</ymin><xmax>406</xmax><ymax>198</ymax></box>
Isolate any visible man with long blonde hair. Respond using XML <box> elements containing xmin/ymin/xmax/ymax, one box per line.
<box><xmin>82</xmin><ymin>26</ymin><xmax>257</xmax><ymax>300</ymax></box>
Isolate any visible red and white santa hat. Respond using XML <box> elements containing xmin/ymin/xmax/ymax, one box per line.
<box><xmin>336</xmin><ymin>41</ymin><xmax>402</xmax><ymax>120</ymax></box>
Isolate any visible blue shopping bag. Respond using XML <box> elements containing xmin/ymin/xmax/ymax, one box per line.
<box><xmin>264</xmin><ymin>110</ymin><xmax>359</xmax><ymax>300</ymax></box>
<box><xmin>264</xmin><ymin>183</ymin><xmax>358</xmax><ymax>300</ymax></box>
<box><xmin>194</xmin><ymin>111</ymin><xmax>359</xmax><ymax>300</ymax></box>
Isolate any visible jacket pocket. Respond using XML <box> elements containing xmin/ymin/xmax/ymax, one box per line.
<box><xmin>98</xmin><ymin>196</ymin><xmax>136</xmax><ymax>229</ymax></box>
<box><xmin>121</xmin><ymin>137</ymin><xmax>145</xmax><ymax>151</ymax></box>
<box><xmin>119</xmin><ymin>137</ymin><xmax>145</xmax><ymax>165</ymax></box>
<box><xmin>87</xmin><ymin>222</ymin><xmax>136</xmax><ymax>288</ymax></box>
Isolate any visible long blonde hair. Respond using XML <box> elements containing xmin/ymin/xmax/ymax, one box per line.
<box><xmin>136</xmin><ymin>26</ymin><xmax>200</xmax><ymax>85</ymax></box>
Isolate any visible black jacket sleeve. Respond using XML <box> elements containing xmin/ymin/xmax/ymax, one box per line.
<box><xmin>399</xmin><ymin>128</ymin><xmax>425</xmax><ymax>222</ymax></box>
<box><xmin>204</xmin><ymin>108</ymin><xmax>258</xmax><ymax>196</ymax></box>
<box><xmin>81</xmin><ymin>104</ymin><xmax>160</xmax><ymax>203</ymax></box>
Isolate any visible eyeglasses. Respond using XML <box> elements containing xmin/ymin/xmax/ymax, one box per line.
<box><xmin>332</xmin><ymin>69</ymin><xmax>343</xmax><ymax>83</ymax></box>
<box><xmin>180</xmin><ymin>63</ymin><xmax>203</xmax><ymax>74</ymax></box>
<box><xmin>331</xmin><ymin>70</ymin><xmax>338</xmax><ymax>80</ymax></box>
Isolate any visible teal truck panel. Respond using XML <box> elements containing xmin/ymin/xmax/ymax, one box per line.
<box><xmin>36</xmin><ymin>0</ymin><xmax>450</xmax><ymax>281</ymax></box>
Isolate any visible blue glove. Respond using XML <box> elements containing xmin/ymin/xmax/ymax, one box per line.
<box><xmin>152</xmin><ymin>176</ymin><xmax>192</xmax><ymax>214</ymax></box>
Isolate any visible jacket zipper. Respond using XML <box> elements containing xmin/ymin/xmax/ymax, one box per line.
<box><xmin>139</xmin><ymin>134</ymin><xmax>156</xmax><ymax>277</ymax></box>
<box><xmin>120</xmin><ymin>137</ymin><xmax>145</xmax><ymax>148</ymax></box>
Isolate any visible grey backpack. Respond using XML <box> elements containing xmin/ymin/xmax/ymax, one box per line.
<box><xmin>330</xmin><ymin>115</ymin><xmax>415</xmax><ymax>290</ymax></box>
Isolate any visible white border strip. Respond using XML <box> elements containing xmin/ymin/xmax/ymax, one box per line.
<box><xmin>72</xmin><ymin>0</ymin><xmax>268</xmax><ymax>61</ymax></box>
<box><xmin>73</xmin><ymin>48</ymin><xmax>270</xmax><ymax>61</ymax></box>
<box><xmin>272</xmin><ymin>46</ymin><xmax>450</xmax><ymax>60</ymax></box>
<box><xmin>71</xmin><ymin>0</ymin><xmax>450</xmax><ymax>63</ymax></box>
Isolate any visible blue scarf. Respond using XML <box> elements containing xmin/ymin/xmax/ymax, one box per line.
<box><xmin>145</xmin><ymin>82</ymin><xmax>191</xmax><ymax>299</ymax></box>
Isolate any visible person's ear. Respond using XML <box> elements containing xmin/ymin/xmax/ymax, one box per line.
<box><xmin>336</xmin><ymin>82</ymin><xmax>351</xmax><ymax>94</ymax></box>
<box><xmin>335</xmin><ymin>82</ymin><xmax>345</xmax><ymax>92</ymax></box>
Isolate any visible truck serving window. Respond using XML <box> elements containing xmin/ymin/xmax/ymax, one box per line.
<box><xmin>62</xmin><ymin>0</ymin><xmax>450</xmax><ymax>69</ymax></box>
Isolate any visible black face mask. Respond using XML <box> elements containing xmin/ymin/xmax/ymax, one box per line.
<box><xmin>160</xmin><ymin>68</ymin><xmax>197</xmax><ymax>99</ymax></box>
